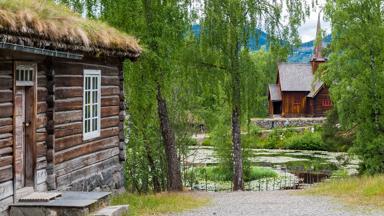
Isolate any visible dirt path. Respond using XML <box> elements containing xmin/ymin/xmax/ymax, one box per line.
<box><xmin>170</xmin><ymin>191</ymin><xmax>383</xmax><ymax>216</ymax></box>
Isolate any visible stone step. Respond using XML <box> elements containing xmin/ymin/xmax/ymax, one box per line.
<box><xmin>10</xmin><ymin>192</ymin><xmax>110</xmax><ymax>216</ymax></box>
<box><xmin>92</xmin><ymin>205</ymin><xmax>129</xmax><ymax>216</ymax></box>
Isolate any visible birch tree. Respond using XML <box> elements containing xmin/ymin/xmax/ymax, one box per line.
<box><xmin>200</xmin><ymin>0</ymin><xmax>309</xmax><ymax>190</ymax></box>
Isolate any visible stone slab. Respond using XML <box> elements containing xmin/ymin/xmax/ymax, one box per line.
<box><xmin>92</xmin><ymin>205</ymin><xmax>129</xmax><ymax>216</ymax></box>
<box><xmin>11</xmin><ymin>192</ymin><xmax>110</xmax><ymax>208</ymax></box>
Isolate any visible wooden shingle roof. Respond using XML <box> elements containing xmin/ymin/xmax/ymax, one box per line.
<box><xmin>268</xmin><ymin>84</ymin><xmax>282</xmax><ymax>101</ymax></box>
<box><xmin>307</xmin><ymin>80</ymin><xmax>324</xmax><ymax>98</ymax></box>
<box><xmin>278</xmin><ymin>63</ymin><xmax>314</xmax><ymax>91</ymax></box>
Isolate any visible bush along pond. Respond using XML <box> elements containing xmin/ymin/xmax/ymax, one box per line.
<box><xmin>183</xmin><ymin>147</ymin><xmax>359</xmax><ymax>192</ymax></box>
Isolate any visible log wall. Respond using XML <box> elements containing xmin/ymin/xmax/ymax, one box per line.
<box><xmin>0</xmin><ymin>62</ymin><xmax>14</xmax><ymax>215</ymax></box>
<box><xmin>281</xmin><ymin>92</ymin><xmax>308</xmax><ymax>117</ymax></box>
<box><xmin>313</xmin><ymin>87</ymin><xmax>332</xmax><ymax>117</ymax></box>
<box><xmin>36</xmin><ymin>62</ymin><xmax>49</xmax><ymax>191</ymax></box>
<box><xmin>0</xmin><ymin>52</ymin><xmax>126</xmax><ymax>214</ymax></box>
<box><xmin>53</xmin><ymin>60</ymin><xmax>123</xmax><ymax>190</ymax></box>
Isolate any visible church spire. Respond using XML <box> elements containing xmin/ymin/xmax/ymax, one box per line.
<box><xmin>313</xmin><ymin>9</ymin><xmax>323</xmax><ymax>59</ymax></box>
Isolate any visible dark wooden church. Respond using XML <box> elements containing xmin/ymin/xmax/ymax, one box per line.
<box><xmin>0</xmin><ymin>0</ymin><xmax>141</xmax><ymax>214</ymax></box>
<box><xmin>268</xmin><ymin>15</ymin><xmax>332</xmax><ymax>118</ymax></box>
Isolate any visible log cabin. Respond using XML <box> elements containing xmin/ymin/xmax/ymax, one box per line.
<box><xmin>0</xmin><ymin>0</ymin><xmax>141</xmax><ymax>213</ymax></box>
<box><xmin>268</xmin><ymin>14</ymin><xmax>332</xmax><ymax>118</ymax></box>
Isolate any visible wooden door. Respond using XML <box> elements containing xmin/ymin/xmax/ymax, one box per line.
<box><xmin>14</xmin><ymin>86</ymin><xmax>35</xmax><ymax>189</ymax></box>
<box><xmin>15</xmin><ymin>87</ymin><xmax>25</xmax><ymax>189</ymax></box>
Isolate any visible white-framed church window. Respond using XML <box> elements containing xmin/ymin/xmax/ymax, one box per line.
<box><xmin>83</xmin><ymin>69</ymin><xmax>101</xmax><ymax>140</ymax></box>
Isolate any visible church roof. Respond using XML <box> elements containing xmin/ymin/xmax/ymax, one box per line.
<box><xmin>268</xmin><ymin>84</ymin><xmax>282</xmax><ymax>101</ymax></box>
<box><xmin>307</xmin><ymin>80</ymin><xmax>324</xmax><ymax>98</ymax></box>
<box><xmin>278</xmin><ymin>63</ymin><xmax>314</xmax><ymax>91</ymax></box>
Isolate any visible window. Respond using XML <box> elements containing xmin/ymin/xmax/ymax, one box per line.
<box><xmin>83</xmin><ymin>70</ymin><xmax>101</xmax><ymax>140</ymax></box>
<box><xmin>322</xmin><ymin>99</ymin><xmax>332</xmax><ymax>107</ymax></box>
<box><xmin>16</xmin><ymin>63</ymin><xmax>35</xmax><ymax>86</ymax></box>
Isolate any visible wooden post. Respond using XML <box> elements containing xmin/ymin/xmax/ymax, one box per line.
<box><xmin>118</xmin><ymin>62</ymin><xmax>126</xmax><ymax>162</ymax></box>
<box><xmin>46</xmin><ymin>59</ymin><xmax>56</xmax><ymax>190</ymax></box>
<box><xmin>12</xmin><ymin>60</ymin><xmax>16</xmax><ymax>203</ymax></box>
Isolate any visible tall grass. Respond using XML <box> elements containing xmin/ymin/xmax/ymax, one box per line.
<box><xmin>305</xmin><ymin>175</ymin><xmax>384</xmax><ymax>208</ymax></box>
<box><xmin>110</xmin><ymin>192</ymin><xmax>210</xmax><ymax>216</ymax></box>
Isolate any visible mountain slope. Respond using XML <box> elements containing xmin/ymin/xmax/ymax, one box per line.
<box><xmin>288</xmin><ymin>34</ymin><xmax>332</xmax><ymax>63</ymax></box>
<box><xmin>191</xmin><ymin>24</ymin><xmax>331</xmax><ymax>63</ymax></box>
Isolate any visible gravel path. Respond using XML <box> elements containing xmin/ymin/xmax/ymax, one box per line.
<box><xmin>170</xmin><ymin>191</ymin><xmax>384</xmax><ymax>216</ymax></box>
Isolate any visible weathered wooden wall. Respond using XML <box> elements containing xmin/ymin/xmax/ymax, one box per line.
<box><xmin>0</xmin><ymin>61</ymin><xmax>14</xmax><ymax>215</ymax></box>
<box><xmin>313</xmin><ymin>87</ymin><xmax>332</xmax><ymax>117</ymax></box>
<box><xmin>0</xmin><ymin>51</ymin><xmax>126</xmax><ymax>214</ymax></box>
<box><xmin>53</xmin><ymin>60</ymin><xmax>123</xmax><ymax>190</ymax></box>
<box><xmin>36</xmin><ymin>62</ymin><xmax>48</xmax><ymax>191</ymax></box>
<box><xmin>281</xmin><ymin>92</ymin><xmax>308</xmax><ymax>117</ymax></box>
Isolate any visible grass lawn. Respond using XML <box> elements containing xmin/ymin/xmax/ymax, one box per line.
<box><xmin>304</xmin><ymin>175</ymin><xmax>384</xmax><ymax>208</ymax></box>
<box><xmin>110</xmin><ymin>192</ymin><xmax>210</xmax><ymax>216</ymax></box>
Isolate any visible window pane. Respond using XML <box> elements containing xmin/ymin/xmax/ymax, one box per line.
<box><xmin>87</xmin><ymin>105</ymin><xmax>91</xmax><ymax>118</ymax></box>
<box><xmin>21</xmin><ymin>70</ymin><xmax>24</xmax><ymax>80</ymax></box>
<box><xmin>92</xmin><ymin>118</ymin><xmax>97</xmax><ymax>131</ymax></box>
<box><xmin>93</xmin><ymin>77</ymin><xmax>97</xmax><ymax>90</ymax></box>
<box><xmin>85</xmin><ymin>77</ymin><xmax>89</xmax><ymax>90</ymax></box>
<box><xmin>85</xmin><ymin>119</ymin><xmax>89</xmax><ymax>133</ymax></box>
<box><xmin>87</xmin><ymin>91</ymin><xmax>91</xmax><ymax>104</ymax></box>
<box><xmin>88</xmin><ymin>77</ymin><xmax>92</xmax><ymax>90</ymax></box>
<box><xmin>93</xmin><ymin>91</ymin><xmax>97</xmax><ymax>103</ymax></box>
<box><xmin>92</xmin><ymin>104</ymin><xmax>97</xmax><ymax>117</ymax></box>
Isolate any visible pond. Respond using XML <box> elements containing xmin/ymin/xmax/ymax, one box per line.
<box><xmin>183</xmin><ymin>147</ymin><xmax>359</xmax><ymax>192</ymax></box>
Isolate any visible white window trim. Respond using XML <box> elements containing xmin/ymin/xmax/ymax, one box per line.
<box><xmin>83</xmin><ymin>69</ymin><xmax>101</xmax><ymax>140</ymax></box>
<box><xmin>15</xmin><ymin>63</ymin><xmax>36</xmax><ymax>86</ymax></box>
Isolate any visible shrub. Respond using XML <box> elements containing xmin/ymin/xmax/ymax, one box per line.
<box><xmin>262</xmin><ymin>128</ymin><xmax>298</xmax><ymax>149</ymax></box>
<box><xmin>193</xmin><ymin>166</ymin><xmax>277</xmax><ymax>182</ymax></box>
<box><xmin>284</xmin><ymin>131</ymin><xmax>326</xmax><ymax>151</ymax></box>
<box><xmin>194</xmin><ymin>166</ymin><xmax>232</xmax><ymax>182</ymax></box>
<box><xmin>244</xmin><ymin>166</ymin><xmax>278</xmax><ymax>181</ymax></box>
<box><xmin>201</xmin><ymin>138</ymin><xmax>211</xmax><ymax>146</ymax></box>
<box><xmin>321</xmin><ymin>109</ymin><xmax>354</xmax><ymax>152</ymax></box>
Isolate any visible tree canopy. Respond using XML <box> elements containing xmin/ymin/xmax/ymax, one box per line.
<box><xmin>324</xmin><ymin>0</ymin><xmax>384</xmax><ymax>174</ymax></box>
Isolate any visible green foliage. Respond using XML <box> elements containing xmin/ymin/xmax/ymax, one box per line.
<box><xmin>324</xmin><ymin>0</ymin><xmax>384</xmax><ymax>174</ymax></box>
<box><xmin>192</xmin><ymin>166</ymin><xmax>277</xmax><ymax>182</ymax></box>
<box><xmin>253</xmin><ymin>128</ymin><xmax>336</xmax><ymax>151</ymax></box>
<box><xmin>259</xmin><ymin>128</ymin><xmax>297</xmax><ymax>149</ymax></box>
<box><xmin>284</xmin><ymin>131</ymin><xmax>325</xmax><ymax>151</ymax></box>
<box><xmin>241</xmin><ymin>50</ymin><xmax>278</xmax><ymax>120</ymax></box>
<box><xmin>321</xmin><ymin>109</ymin><xmax>354</xmax><ymax>152</ymax></box>
<box><xmin>200</xmin><ymin>0</ymin><xmax>311</xmax><ymax>189</ymax></box>
<box><xmin>244</xmin><ymin>166</ymin><xmax>279</xmax><ymax>182</ymax></box>
<box><xmin>209</xmin><ymin>114</ymin><xmax>233</xmax><ymax>177</ymax></box>
<box><xmin>331</xmin><ymin>169</ymin><xmax>349</xmax><ymax>179</ymax></box>
<box><xmin>201</xmin><ymin>138</ymin><xmax>212</xmax><ymax>147</ymax></box>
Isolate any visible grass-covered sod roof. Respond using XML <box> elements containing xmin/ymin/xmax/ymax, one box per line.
<box><xmin>0</xmin><ymin>0</ymin><xmax>141</xmax><ymax>58</ymax></box>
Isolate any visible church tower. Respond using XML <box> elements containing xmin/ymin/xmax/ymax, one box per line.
<box><xmin>310</xmin><ymin>10</ymin><xmax>326</xmax><ymax>73</ymax></box>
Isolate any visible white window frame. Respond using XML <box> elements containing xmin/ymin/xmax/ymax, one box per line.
<box><xmin>83</xmin><ymin>69</ymin><xmax>101</xmax><ymax>140</ymax></box>
<box><xmin>16</xmin><ymin>63</ymin><xmax>36</xmax><ymax>86</ymax></box>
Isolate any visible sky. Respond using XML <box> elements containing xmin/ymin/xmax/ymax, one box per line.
<box><xmin>298</xmin><ymin>1</ymin><xmax>331</xmax><ymax>42</ymax></box>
